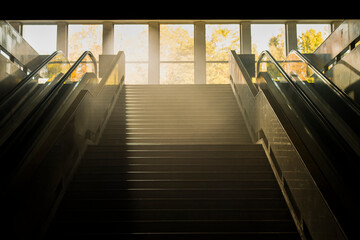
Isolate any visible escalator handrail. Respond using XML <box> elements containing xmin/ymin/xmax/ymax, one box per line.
<box><xmin>22</xmin><ymin>50</ymin><xmax>122</xmax><ymax>158</ymax></box>
<box><xmin>63</xmin><ymin>51</ymin><xmax>98</xmax><ymax>80</ymax></box>
<box><xmin>257</xmin><ymin>50</ymin><xmax>321</xmax><ymax>115</ymax></box>
<box><xmin>289</xmin><ymin>49</ymin><xmax>360</xmax><ymax>116</ymax></box>
<box><xmin>257</xmin><ymin>50</ymin><xmax>360</xmax><ymax>165</ymax></box>
<box><xmin>0</xmin><ymin>51</ymin><xmax>97</xmax><ymax>151</ymax></box>
<box><xmin>0</xmin><ymin>51</ymin><xmax>102</xmax><ymax>186</ymax></box>
<box><xmin>234</xmin><ymin>50</ymin><xmax>360</xmax><ymax>239</ymax></box>
<box><xmin>24</xmin><ymin>50</ymin><xmax>98</xmax><ymax>126</ymax></box>
<box><xmin>0</xmin><ymin>51</ymin><xmax>66</xmax><ymax>108</ymax></box>
<box><xmin>38</xmin><ymin>50</ymin><xmax>98</xmax><ymax>111</ymax></box>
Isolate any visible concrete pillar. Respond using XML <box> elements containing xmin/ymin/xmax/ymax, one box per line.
<box><xmin>194</xmin><ymin>22</ymin><xmax>206</xmax><ymax>84</ymax></box>
<box><xmin>240</xmin><ymin>22</ymin><xmax>251</xmax><ymax>54</ymax></box>
<box><xmin>149</xmin><ymin>22</ymin><xmax>160</xmax><ymax>84</ymax></box>
<box><xmin>56</xmin><ymin>22</ymin><xmax>68</xmax><ymax>56</ymax></box>
<box><xmin>285</xmin><ymin>21</ymin><xmax>297</xmax><ymax>56</ymax></box>
<box><xmin>102</xmin><ymin>22</ymin><xmax>114</xmax><ymax>55</ymax></box>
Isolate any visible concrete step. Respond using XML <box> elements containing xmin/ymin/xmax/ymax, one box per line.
<box><xmin>59</xmin><ymin>197</ymin><xmax>289</xmax><ymax>210</ymax></box>
<box><xmin>55</xmin><ymin>208</ymin><xmax>292</xmax><ymax>221</ymax></box>
<box><xmin>86</xmin><ymin>144</ymin><xmax>263</xmax><ymax>151</ymax></box>
<box><xmin>47</xmin><ymin>232</ymin><xmax>301</xmax><ymax>240</ymax></box>
<box><xmin>46</xmin><ymin>85</ymin><xmax>299</xmax><ymax>240</ymax></box>
<box><xmin>71</xmin><ymin>171</ymin><xmax>277</xmax><ymax>181</ymax></box>
<box><xmin>75</xmin><ymin>164</ymin><xmax>274</xmax><ymax>173</ymax></box>
<box><xmin>64</xmin><ymin>188</ymin><xmax>283</xmax><ymax>199</ymax></box>
<box><xmin>81</xmin><ymin>157</ymin><xmax>270</xmax><ymax>166</ymax></box>
<box><xmin>83</xmin><ymin>148</ymin><xmax>266</xmax><ymax>158</ymax></box>
<box><xmin>68</xmin><ymin>179</ymin><xmax>279</xmax><ymax>190</ymax></box>
<box><xmin>52</xmin><ymin>219</ymin><xmax>298</xmax><ymax>234</ymax></box>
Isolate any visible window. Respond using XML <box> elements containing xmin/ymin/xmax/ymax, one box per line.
<box><xmin>114</xmin><ymin>24</ymin><xmax>148</xmax><ymax>84</ymax></box>
<box><xmin>22</xmin><ymin>25</ymin><xmax>57</xmax><ymax>54</ymax></box>
<box><xmin>297</xmin><ymin>24</ymin><xmax>331</xmax><ymax>53</ymax></box>
<box><xmin>206</xmin><ymin>24</ymin><xmax>240</xmax><ymax>84</ymax></box>
<box><xmin>251</xmin><ymin>24</ymin><xmax>285</xmax><ymax>60</ymax></box>
<box><xmin>68</xmin><ymin>24</ymin><xmax>103</xmax><ymax>62</ymax></box>
<box><xmin>160</xmin><ymin>24</ymin><xmax>194</xmax><ymax>84</ymax></box>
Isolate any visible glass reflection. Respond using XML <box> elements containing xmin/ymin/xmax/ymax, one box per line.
<box><xmin>39</xmin><ymin>53</ymin><xmax>70</xmax><ymax>83</ymax></box>
<box><xmin>258</xmin><ymin>54</ymin><xmax>286</xmax><ymax>83</ymax></box>
<box><xmin>282</xmin><ymin>52</ymin><xmax>317</xmax><ymax>84</ymax></box>
<box><xmin>69</xmin><ymin>54</ymin><xmax>96</xmax><ymax>82</ymax></box>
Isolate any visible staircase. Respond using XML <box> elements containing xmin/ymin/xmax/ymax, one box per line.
<box><xmin>46</xmin><ymin>84</ymin><xmax>300</xmax><ymax>239</ymax></box>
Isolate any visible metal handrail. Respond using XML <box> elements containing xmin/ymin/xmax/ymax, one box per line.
<box><xmin>0</xmin><ymin>51</ymin><xmax>71</xmax><ymax>145</ymax></box>
<box><xmin>0</xmin><ymin>51</ymin><xmax>96</xmax><ymax>149</ymax></box>
<box><xmin>286</xmin><ymin>50</ymin><xmax>360</xmax><ymax>155</ymax></box>
<box><xmin>0</xmin><ymin>51</ymin><xmax>125</xmax><ymax>239</ymax></box>
<box><xmin>290</xmin><ymin>49</ymin><xmax>360</xmax><ymax>115</ymax></box>
<box><xmin>257</xmin><ymin>51</ymin><xmax>292</xmax><ymax>84</ymax></box>
<box><xmin>258</xmin><ymin>49</ymin><xmax>360</xmax><ymax>181</ymax></box>
<box><xmin>231</xmin><ymin>49</ymin><xmax>360</xmax><ymax>240</ymax></box>
<box><xmin>27</xmin><ymin>51</ymin><xmax>98</xmax><ymax>129</ymax></box>
<box><xmin>257</xmin><ymin>50</ymin><xmax>322</xmax><ymax>115</ymax></box>
<box><xmin>0</xmin><ymin>51</ymin><xmax>117</xmax><ymax>183</ymax></box>
<box><xmin>257</xmin><ymin>50</ymin><xmax>358</xmax><ymax>147</ymax></box>
<box><xmin>0</xmin><ymin>51</ymin><xmax>66</xmax><ymax>107</ymax></box>
<box><xmin>62</xmin><ymin>51</ymin><xmax>98</xmax><ymax>81</ymax></box>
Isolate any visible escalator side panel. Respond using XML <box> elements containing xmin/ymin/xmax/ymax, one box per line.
<box><xmin>0</xmin><ymin>54</ymin><xmax>28</xmax><ymax>101</ymax></box>
<box><xmin>0</xmin><ymin>21</ymin><xmax>39</xmax><ymax>67</ymax></box>
<box><xmin>284</xmin><ymin>50</ymin><xmax>360</xmax><ymax>158</ymax></box>
<box><xmin>314</xmin><ymin>20</ymin><xmax>360</xmax><ymax>65</ymax></box>
<box><xmin>0</xmin><ymin>51</ymin><xmax>125</xmax><ymax>240</ymax></box>
<box><xmin>229</xmin><ymin>52</ymin><xmax>348</xmax><ymax>240</ymax></box>
<box><xmin>0</xmin><ymin>52</ymin><xmax>70</xmax><ymax>147</ymax></box>
<box><xmin>326</xmin><ymin>44</ymin><xmax>360</xmax><ymax>107</ymax></box>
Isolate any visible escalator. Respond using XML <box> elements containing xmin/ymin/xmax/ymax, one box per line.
<box><xmin>0</xmin><ymin>51</ymin><xmax>71</xmax><ymax>147</ymax></box>
<box><xmin>0</xmin><ymin>44</ymin><xmax>125</xmax><ymax>239</ymax></box>
<box><xmin>230</xmin><ymin>45</ymin><xmax>360</xmax><ymax>240</ymax></box>
<box><xmin>0</xmin><ymin>20</ymin><xmax>40</xmax><ymax>101</ymax></box>
<box><xmin>282</xmin><ymin>49</ymin><xmax>360</xmax><ymax>156</ymax></box>
<box><xmin>312</xmin><ymin>19</ymin><xmax>360</xmax><ymax>110</ymax></box>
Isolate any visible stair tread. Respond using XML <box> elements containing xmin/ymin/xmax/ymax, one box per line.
<box><xmin>46</xmin><ymin>85</ymin><xmax>299</xmax><ymax>239</ymax></box>
<box><xmin>47</xmin><ymin>232</ymin><xmax>301</xmax><ymax>240</ymax></box>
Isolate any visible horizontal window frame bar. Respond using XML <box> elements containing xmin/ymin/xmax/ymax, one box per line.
<box><xmin>206</xmin><ymin>60</ymin><xmax>229</xmax><ymax>63</ymax></box>
<box><xmin>126</xmin><ymin>61</ymin><xmax>149</xmax><ymax>64</ymax></box>
<box><xmin>160</xmin><ymin>61</ymin><xmax>194</xmax><ymax>64</ymax></box>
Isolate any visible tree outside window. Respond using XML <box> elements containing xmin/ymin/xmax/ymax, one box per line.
<box><xmin>206</xmin><ymin>24</ymin><xmax>240</xmax><ymax>84</ymax></box>
<box><xmin>160</xmin><ymin>24</ymin><xmax>194</xmax><ymax>84</ymax></box>
<box><xmin>297</xmin><ymin>24</ymin><xmax>331</xmax><ymax>54</ymax></box>
<box><xmin>68</xmin><ymin>25</ymin><xmax>102</xmax><ymax>80</ymax></box>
